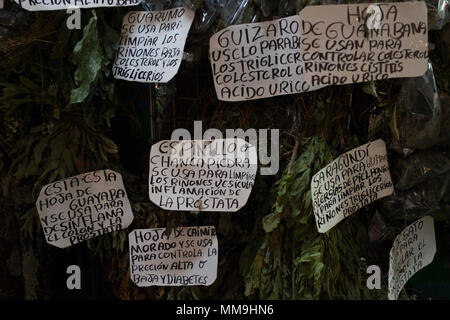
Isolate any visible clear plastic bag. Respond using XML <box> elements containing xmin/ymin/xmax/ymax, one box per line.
<box><xmin>140</xmin><ymin>0</ymin><xmax>197</xmax><ymax>11</ymax></box>
<box><xmin>389</xmin><ymin>62</ymin><xmax>442</xmax><ymax>155</ymax></box>
<box><xmin>379</xmin><ymin>172</ymin><xmax>450</xmax><ymax>225</ymax></box>
<box><xmin>192</xmin><ymin>0</ymin><xmax>220</xmax><ymax>34</ymax></box>
<box><xmin>394</xmin><ymin>150</ymin><xmax>450</xmax><ymax>191</ymax></box>
<box><xmin>216</xmin><ymin>0</ymin><xmax>251</xmax><ymax>27</ymax></box>
<box><xmin>215</xmin><ymin>0</ymin><xmax>300</xmax><ymax>29</ymax></box>
<box><xmin>403</xmin><ymin>173</ymin><xmax>449</xmax><ymax>218</ymax></box>
<box><xmin>427</xmin><ymin>0</ymin><xmax>449</xmax><ymax>30</ymax></box>
<box><xmin>367</xmin><ymin>210</ymin><xmax>390</xmax><ymax>243</ymax></box>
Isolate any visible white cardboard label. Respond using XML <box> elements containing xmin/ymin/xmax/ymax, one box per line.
<box><xmin>388</xmin><ymin>216</ymin><xmax>436</xmax><ymax>300</ymax></box>
<box><xmin>36</xmin><ymin>169</ymin><xmax>134</xmax><ymax>248</ymax></box>
<box><xmin>209</xmin><ymin>15</ymin><xmax>322</xmax><ymax>101</ymax></box>
<box><xmin>149</xmin><ymin>139</ymin><xmax>257</xmax><ymax>212</ymax></box>
<box><xmin>129</xmin><ymin>226</ymin><xmax>218</xmax><ymax>286</ymax></box>
<box><xmin>113</xmin><ymin>8</ymin><xmax>195</xmax><ymax>83</ymax></box>
<box><xmin>15</xmin><ymin>0</ymin><xmax>139</xmax><ymax>11</ymax></box>
<box><xmin>299</xmin><ymin>2</ymin><xmax>428</xmax><ymax>87</ymax></box>
<box><xmin>311</xmin><ymin>139</ymin><xmax>394</xmax><ymax>233</ymax></box>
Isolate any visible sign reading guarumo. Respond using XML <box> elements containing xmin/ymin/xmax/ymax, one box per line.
<box><xmin>311</xmin><ymin>139</ymin><xmax>394</xmax><ymax>233</ymax></box>
<box><xmin>113</xmin><ymin>8</ymin><xmax>195</xmax><ymax>83</ymax></box>
<box><xmin>129</xmin><ymin>226</ymin><xmax>218</xmax><ymax>286</ymax></box>
<box><xmin>148</xmin><ymin>139</ymin><xmax>257</xmax><ymax>212</ymax></box>
<box><xmin>36</xmin><ymin>169</ymin><xmax>134</xmax><ymax>248</ymax></box>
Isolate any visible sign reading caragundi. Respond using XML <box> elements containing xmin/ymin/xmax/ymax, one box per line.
<box><xmin>311</xmin><ymin>139</ymin><xmax>394</xmax><ymax>233</ymax></box>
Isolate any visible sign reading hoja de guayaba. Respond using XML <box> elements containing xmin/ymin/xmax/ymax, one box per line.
<box><xmin>311</xmin><ymin>139</ymin><xmax>394</xmax><ymax>233</ymax></box>
<box><xmin>113</xmin><ymin>8</ymin><xmax>195</xmax><ymax>83</ymax></box>
<box><xmin>15</xmin><ymin>0</ymin><xmax>139</xmax><ymax>11</ymax></box>
<box><xmin>36</xmin><ymin>169</ymin><xmax>134</xmax><ymax>248</ymax></box>
<box><xmin>148</xmin><ymin>139</ymin><xmax>257</xmax><ymax>212</ymax></box>
<box><xmin>129</xmin><ymin>226</ymin><xmax>218</xmax><ymax>286</ymax></box>
<box><xmin>299</xmin><ymin>2</ymin><xmax>428</xmax><ymax>87</ymax></box>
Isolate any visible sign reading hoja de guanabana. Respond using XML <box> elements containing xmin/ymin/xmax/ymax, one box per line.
<box><xmin>36</xmin><ymin>169</ymin><xmax>134</xmax><ymax>248</ymax></box>
<box><xmin>311</xmin><ymin>139</ymin><xmax>394</xmax><ymax>233</ymax></box>
<box><xmin>299</xmin><ymin>2</ymin><xmax>428</xmax><ymax>87</ymax></box>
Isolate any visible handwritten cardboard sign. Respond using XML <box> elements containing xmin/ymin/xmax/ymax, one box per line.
<box><xmin>311</xmin><ymin>139</ymin><xmax>394</xmax><ymax>233</ymax></box>
<box><xmin>388</xmin><ymin>216</ymin><xmax>436</xmax><ymax>300</ymax></box>
<box><xmin>15</xmin><ymin>0</ymin><xmax>139</xmax><ymax>11</ymax></box>
<box><xmin>129</xmin><ymin>226</ymin><xmax>218</xmax><ymax>286</ymax></box>
<box><xmin>113</xmin><ymin>8</ymin><xmax>195</xmax><ymax>83</ymax></box>
<box><xmin>36</xmin><ymin>169</ymin><xmax>134</xmax><ymax>248</ymax></box>
<box><xmin>149</xmin><ymin>139</ymin><xmax>257</xmax><ymax>212</ymax></box>
<box><xmin>299</xmin><ymin>2</ymin><xmax>428</xmax><ymax>87</ymax></box>
<box><xmin>209</xmin><ymin>15</ymin><xmax>321</xmax><ymax>101</ymax></box>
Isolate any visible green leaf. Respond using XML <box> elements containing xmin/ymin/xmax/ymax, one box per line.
<box><xmin>70</xmin><ymin>11</ymin><xmax>102</xmax><ymax>104</ymax></box>
<box><xmin>262</xmin><ymin>212</ymin><xmax>281</xmax><ymax>233</ymax></box>
<box><xmin>362</xmin><ymin>81</ymin><xmax>379</xmax><ymax>99</ymax></box>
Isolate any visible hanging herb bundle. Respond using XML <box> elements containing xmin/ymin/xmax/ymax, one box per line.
<box><xmin>238</xmin><ymin>84</ymin><xmax>386</xmax><ymax>299</ymax></box>
<box><xmin>0</xmin><ymin>7</ymin><xmax>155</xmax><ymax>298</ymax></box>
<box><xmin>0</xmin><ymin>0</ymin><xmax>448</xmax><ymax>300</ymax></box>
<box><xmin>243</xmin><ymin>136</ymin><xmax>371</xmax><ymax>299</ymax></box>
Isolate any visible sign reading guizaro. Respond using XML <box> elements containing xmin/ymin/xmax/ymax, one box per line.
<box><xmin>209</xmin><ymin>15</ymin><xmax>321</xmax><ymax>101</ymax></box>
<box><xmin>149</xmin><ymin>139</ymin><xmax>257</xmax><ymax>212</ymax></box>
<box><xmin>15</xmin><ymin>0</ymin><xmax>139</xmax><ymax>11</ymax></box>
<box><xmin>36</xmin><ymin>169</ymin><xmax>134</xmax><ymax>248</ymax></box>
<box><xmin>129</xmin><ymin>226</ymin><xmax>218</xmax><ymax>286</ymax></box>
<box><xmin>113</xmin><ymin>8</ymin><xmax>195</xmax><ymax>83</ymax></box>
<box><xmin>311</xmin><ymin>139</ymin><xmax>394</xmax><ymax>233</ymax></box>
<box><xmin>389</xmin><ymin>216</ymin><xmax>436</xmax><ymax>300</ymax></box>
<box><xmin>299</xmin><ymin>2</ymin><xmax>428</xmax><ymax>87</ymax></box>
